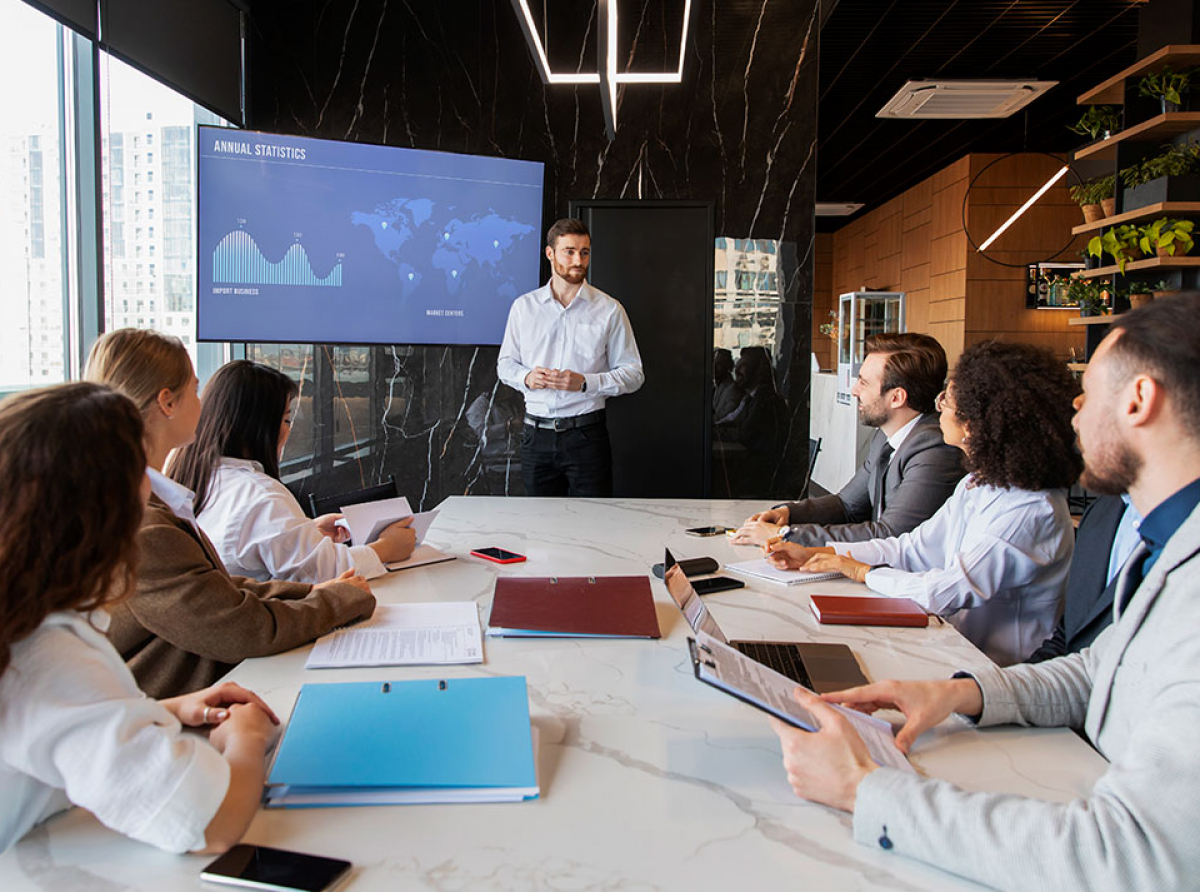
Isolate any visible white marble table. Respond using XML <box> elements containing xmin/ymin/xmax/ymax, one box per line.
<box><xmin>1</xmin><ymin>497</ymin><xmax>1108</xmax><ymax>891</ymax></box>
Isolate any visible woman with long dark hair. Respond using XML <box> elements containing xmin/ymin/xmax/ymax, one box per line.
<box><xmin>0</xmin><ymin>383</ymin><xmax>279</xmax><ymax>854</ymax></box>
<box><xmin>168</xmin><ymin>360</ymin><xmax>415</xmax><ymax>583</ymax></box>
<box><xmin>85</xmin><ymin>329</ymin><xmax>376</xmax><ymax>698</ymax></box>
<box><xmin>767</xmin><ymin>340</ymin><xmax>1081</xmax><ymax>665</ymax></box>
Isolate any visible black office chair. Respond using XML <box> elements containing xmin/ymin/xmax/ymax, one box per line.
<box><xmin>307</xmin><ymin>474</ymin><xmax>399</xmax><ymax>519</ymax></box>
<box><xmin>800</xmin><ymin>437</ymin><xmax>822</xmax><ymax>499</ymax></box>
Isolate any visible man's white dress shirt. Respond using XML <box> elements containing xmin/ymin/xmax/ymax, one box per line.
<box><xmin>197</xmin><ymin>457</ymin><xmax>385</xmax><ymax>583</ymax></box>
<box><xmin>497</xmin><ymin>281</ymin><xmax>644</xmax><ymax>418</ymax></box>
<box><xmin>832</xmin><ymin>475</ymin><xmax>1074</xmax><ymax>665</ymax></box>
<box><xmin>0</xmin><ymin>610</ymin><xmax>229</xmax><ymax>853</ymax></box>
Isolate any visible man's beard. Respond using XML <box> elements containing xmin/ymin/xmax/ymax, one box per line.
<box><xmin>857</xmin><ymin>399</ymin><xmax>888</xmax><ymax>428</ymax></box>
<box><xmin>555</xmin><ymin>262</ymin><xmax>586</xmax><ymax>284</ymax></box>
<box><xmin>1080</xmin><ymin>428</ymin><xmax>1142</xmax><ymax>495</ymax></box>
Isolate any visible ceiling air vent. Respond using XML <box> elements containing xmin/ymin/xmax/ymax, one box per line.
<box><xmin>876</xmin><ymin>80</ymin><xmax>1057</xmax><ymax>119</ymax></box>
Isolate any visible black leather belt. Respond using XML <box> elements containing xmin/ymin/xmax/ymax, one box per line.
<box><xmin>524</xmin><ymin>409</ymin><xmax>606</xmax><ymax>431</ymax></box>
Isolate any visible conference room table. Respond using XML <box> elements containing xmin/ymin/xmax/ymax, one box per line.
<box><xmin>1</xmin><ymin>497</ymin><xmax>1109</xmax><ymax>892</ymax></box>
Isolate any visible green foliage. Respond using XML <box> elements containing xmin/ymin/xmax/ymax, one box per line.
<box><xmin>1126</xmin><ymin>280</ymin><xmax>1154</xmax><ymax>295</ymax></box>
<box><xmin>1137</xmin><ymin>65</ymin><xmax>1193</xmax><ymax>105</ymax></box>
<box><xmin>1069</xmin><ymin>175</ymin><xmax>1116</xmax><ymax>207</ymax></box>
<box><xmin>818</xmin><ymin>309</ymin><xmax>838</xmax><ymax>336</ymax></box>
<box><xmin>1152</xmin><ymin>279</ymin><xmax>1177</xmax><ymax>293</ymax></box>
<box><xmin>1137</xmin><ymin>217</ymin><xmax>1196</xmax><ymax>256</ymax></box>
<box><xmin>1068</xmin><ymin>106</ymin><xmax>1120</xmax><ymax>140</ymax></box>
<box><xmin>1066</xmin><ymin>279</ymin><xmax>1109</xmax><ymax>315</ymax></box>
<box><xmin>1119</xmin><ymin>142</ymin><xmax>1200</xmax><ymax>188</ymax></box>
<box><xmin>1087</xmin><ymin>224</ymin><xmax>1142</xmax><ymax>273</ymax></box>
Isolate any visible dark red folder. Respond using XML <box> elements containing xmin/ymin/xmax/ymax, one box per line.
<box><xmin>809</xmin><ymin>595</ymin><xmax>929</xmax><ymax>627</ymax></box>
<box><xmin>488</xmin><ymin>576</ymin><xmax>661</xmax><ymax>638</ymax></box>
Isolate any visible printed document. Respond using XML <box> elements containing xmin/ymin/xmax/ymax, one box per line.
<box><xmin>306</xmin><ymin>602</ymin><xmax>483</xmax><ymax>669</ymax></box>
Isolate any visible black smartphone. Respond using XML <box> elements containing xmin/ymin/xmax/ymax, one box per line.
<box><xmin>685</xmin><ymin>526</ymin><xmax>728</xmax><ymax>537</ymax></box>
<box><xmin>691</xmin><ymin>576</ymin><xmax>746</xmax><ymax>595</ymax></box>
<box><xmin>201</xmin><ymin>844</ymin><xmax>352</xmax><ymax>892</ymax></box>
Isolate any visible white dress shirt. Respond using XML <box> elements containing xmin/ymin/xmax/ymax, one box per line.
<box><xmin>497</xmin><ymin>281</ymin><xmax>644</xmax><ymax>418</ymax></box>
<box><xmin>147</xmin><ymin>466</ymin><xmax>201</xmax><ymax>535</ymax></box>
<box><xmin>886</xmin><ymin>413</ymin><xmax>921</xmax><ymax>452</ymax></box>
<box><xmin>832</xmin><ymin>475</ymin><xmax>1074</xmax><ymax>665</ymax></box>
<box><xmin>197</xmin><ymin>457</ymin><xmax>386</xmax><ymax>583</ymax></box>
<box><xmin>0</xmin><ymin>610</ymin><xmax>229</xmax><ymax>854</ymax></box>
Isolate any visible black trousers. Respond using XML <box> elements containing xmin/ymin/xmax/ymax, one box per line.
<box><xmin>520</xmin><ymin>422</ymin><xmax>612</xmax><ymax>497</ymax></box>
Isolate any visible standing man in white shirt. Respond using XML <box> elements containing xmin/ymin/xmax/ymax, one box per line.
<box><xmin>497</xmin><ymin>218</ymin><xmax>645</xmax><ymax>496</ymax></box>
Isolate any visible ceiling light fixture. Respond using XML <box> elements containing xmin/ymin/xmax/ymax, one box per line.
<box><xmin>510</xmin><ymin>0</ymin><xmax>694</xmax><ymax>139</ymax></box>
<box><xmin>978</xmin><ymin>165</ymin><xmax>1069</xmax><ymax>252</ymax></box>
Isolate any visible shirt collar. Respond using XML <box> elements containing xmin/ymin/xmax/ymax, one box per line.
<box><xmin>886</xmin><ymin>414</ymin><xmax>922</xmax><ymax>453</ymax></box>
<box><xmin>1138</xmin><ymin>476</ymin><xmax>1200</xmax><ymax>555</ymax></box>
<box><xmin>217</xmin><ymin>456</ymin><xmax>265</xmax><ymax>473</ymax></box>
<box><xmin>536</xmin><ymin>280</ymin><xmax>591</xmax><ymax>304</ymax></box>
<box><xmin>147</xmin><ymin>466</ymin><xmax>198</xmax><ymax>524</ymax></box>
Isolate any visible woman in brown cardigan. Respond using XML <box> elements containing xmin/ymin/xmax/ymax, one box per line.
<box><xmin>85</xmin><ymin>329</ymin><xmax>376</xmax><ymax>698</ymax></box>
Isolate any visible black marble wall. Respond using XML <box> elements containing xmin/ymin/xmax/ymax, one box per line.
<box><xmin>246</xmin><ymin>0</ymin><xmax>818</xmax><ymax>508</ymax></box>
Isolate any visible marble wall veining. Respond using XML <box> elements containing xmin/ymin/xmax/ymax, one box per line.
<box><xmin>247</xmin><ymin>0</ymin><xmax>819</xmax><ymax>508</ymax></box>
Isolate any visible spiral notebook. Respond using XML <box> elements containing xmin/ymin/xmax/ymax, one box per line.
<box><xmin>725</xmin><ymin>558</ymin><xmax>842</xmax><ymax>585</ymax></box>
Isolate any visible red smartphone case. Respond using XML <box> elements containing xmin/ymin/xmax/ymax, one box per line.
<box><xmin>471</xmin><ymin>549</ymin><xmax>527</xmax><ymax>564</ymax></box>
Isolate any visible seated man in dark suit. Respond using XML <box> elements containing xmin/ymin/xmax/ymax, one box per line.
<box><xmin>732</xmin><ymin>332</ymin><xmax>964</xmax><ymax>547</ymax></box>
<box><xmin>1025</xmin><ymin>494</ymin><xmax>1141</xmax><ymax>663</ymax></box>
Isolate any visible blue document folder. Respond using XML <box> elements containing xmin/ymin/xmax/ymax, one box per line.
<box><xmin>265</xmin><ymin>676</ymin><xmax>539</xmax><ymax>807</ymax></box>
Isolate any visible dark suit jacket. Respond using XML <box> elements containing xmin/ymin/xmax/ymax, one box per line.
<box><xmin>779</xmin><ymin>413</ymin><xmax>964</xmax><ymax>545</ymax></box>
<box><xmin>107</xmin><ymin>495</ymin><xmax>376</xmax><ymax>698</ymax></box>
<box><xmin>1026</xmin><ymin>495</ymin><xmax>1129</xmax><ymax>663</ymax></box>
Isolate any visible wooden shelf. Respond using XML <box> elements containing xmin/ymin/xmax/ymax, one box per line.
<box><xmin>1071</xmin><ymin>201</ymin><xmax>1200</xmax><ymax>235</ymax></box>
<box><xmin>1073</xmin><ymin>112</ymin><xmax>1200</xmax><ymax>162</ymax></box>
<box><xmin>1067</xmin><ymin>362</ymin><xmax>1089</xmax><ymax>371</ymax></box>
<box><xmin>1071</xmin><ymin>255</ymin><xmax>1200</xmax><ymax>279</ymax></box>
<box><xmin>1068</xmin><ymin>316</ymin><xmax>1116</xmax><ymax>326</ymax></box>
<box><xmin>1078</xmin><ymin>45</ymin><xmax>1200</xmax><ymax>105</ymax></box>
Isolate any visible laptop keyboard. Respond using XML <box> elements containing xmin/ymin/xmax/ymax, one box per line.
<box><xmin>735</xmin><ymin>642</ymin><xmax>814</xmax><ymax>689</ymax></box>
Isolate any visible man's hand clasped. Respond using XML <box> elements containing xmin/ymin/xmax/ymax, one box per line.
<box><xmin>525</xmin><ymin>367</ymin><xmax>586</xmax><ymax>392</ymax></box>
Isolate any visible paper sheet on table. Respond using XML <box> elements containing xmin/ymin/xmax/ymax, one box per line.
<box><xmin>409</xmin><ymin>509</ymin><xmax>439</xmax><ymax>544</ymax></box>
<box><xmin>692</xmin><ymin>631</ymin><xmax>913</xmax><ymax>773</ymax></box>
<box><xmin>339</xmin><ymin>496</ymin><xmax>412</xmax><ymax>545</ymax></box>
<box><xmin>725</xmin><ymin>558</ymin><xmax>842</xmax><ymax>585</ymax></box>
<box><xmin>305</xmin><ymin>602</ymin><xmax>482</xmax><ymax>668</ymax></box>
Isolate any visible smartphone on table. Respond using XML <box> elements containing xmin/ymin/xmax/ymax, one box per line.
<box><xmin>201</xmin><ymin>844</ymin><xmax>352</xmax><ymax>892</ymax></box>
<box><xmin>685</xmin><ymin>526</ymin><xmax>728</xmax><ymax>537</ymax></box>
<box><xmin>470</xmin><ymin>547</ymin><xmax>527</xmax><ymax>564</ymax></box>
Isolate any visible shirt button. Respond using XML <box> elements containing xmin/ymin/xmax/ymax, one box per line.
<box><xmin>878</xmin><ymin>826</ymin><xmax>893</xmax><ymax>850</ymax></box>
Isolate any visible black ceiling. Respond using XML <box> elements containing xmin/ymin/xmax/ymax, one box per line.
<box><xmin>817</xmin><ymin>0</ymin><xmax>1142</xmax><ymax>228</ymax></box>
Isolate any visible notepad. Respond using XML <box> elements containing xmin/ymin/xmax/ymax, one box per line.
<box><xmin>339</xmin><ymin>496</ymin><xmax>413</xmax><ymax>545</ymax></box>
<box><xmin>384</xmin><ymin>543</ymin><xmax>455</xmax><ymax>573</ymax></box>
<box><xmin>265</xmin><ymin>677</ymin><xmax>539</xmax><ymax>807</ymax></box>
<box><xmin>305</xmin><ymin>602</ymin><xmax>483</xmax><ymax>669</ymax></box>
<box><xmin>810</xmin><ymin>594</ymin><xmax>929</xmax><ymax>627</ymax></box>
<box><xmin>688</xmin><ymin>631</ymin><xmax>912</xmax><ymax>773</ymax></box>
<box><xmin>725</xmin><ymin>558</ymin><xmax>842</xmax><ymax>585</ymax></box>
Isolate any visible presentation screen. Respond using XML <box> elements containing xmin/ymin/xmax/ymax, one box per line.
<box><xmin>197</xmin><ymin>126</ymin><xmax>544</xmax><ymax>345</ymax></box>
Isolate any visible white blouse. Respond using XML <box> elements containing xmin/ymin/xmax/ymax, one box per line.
<box><xmin>0</xmin><ymin>610</ymin><xmax>229</xmax><ymax>853</ymax></box>
<box><xmin>831</xmin><ymin>476</ymin><xmax>1074</xmax><ymax>666</ymax></box>
<box><xmin>197</xmin><ymin>457</ymin><xmax>386</xmax><ymax>583</ymax></box>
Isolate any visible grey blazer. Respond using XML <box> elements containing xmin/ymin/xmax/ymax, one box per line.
<box><xmin>779</xmin><ymin>414</ymin><xmax>964</xmax><ymax>545</ymax></box>
<box><xmin>850</xmin><ymin>501</ymin><xmax>1200</xmax><ymax>892</ymax></box>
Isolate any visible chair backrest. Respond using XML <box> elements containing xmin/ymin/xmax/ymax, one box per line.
<box><xmin>308</xmin><ymin>474</ymin><xmax>398</xmax><ymax>519</ymax></box>
<box><xmin>800</xmin><ymin>437</ymin><xmax>822</xmax><ymax>498</ymax></box>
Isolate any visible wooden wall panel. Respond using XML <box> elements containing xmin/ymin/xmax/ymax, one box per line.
<box><xmin>812</xmin><ymin>233</ymin><xmax>836</xmax><ymax>370</ymax></box>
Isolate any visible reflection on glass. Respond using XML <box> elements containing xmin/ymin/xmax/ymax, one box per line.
<box><xmin>0</xmin><ymin>1</ymin><xmax>66</xmax><ymax>393</ymax></box>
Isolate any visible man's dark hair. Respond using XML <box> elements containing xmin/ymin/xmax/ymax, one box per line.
<box><xmin>865</xmin><ymin>332</ymin><xmax>947</xmax><ymax>414</ymax></box>
<box><xmin>951</xmin><ymin>340</ymin><xmax>1082</xmax><ymax>491</ymax></box>
<box><xmin>1107</xmin><ymin>292</ymin><xmax>1200</xmax><ymax>439</ymax></box>
<box><xmin>546</xmin><ymin>218</ymin><xmax>590</xmax><ymax>249</ymax></box>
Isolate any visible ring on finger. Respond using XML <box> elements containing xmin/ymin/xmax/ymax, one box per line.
<box><xmin>203</xmin><ymin>706</ymin><xmax>211</xmax><ymax>723</ymax></box>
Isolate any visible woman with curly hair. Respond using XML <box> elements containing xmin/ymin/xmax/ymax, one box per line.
<box><xmin>766</xmin><ymin>340</ymin><xmax>1081</xmax><ymax>665</ymax></box>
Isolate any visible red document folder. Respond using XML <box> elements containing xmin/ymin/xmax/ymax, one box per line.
<box><xmin>809</xmin><ymin>595</ymin><xmax>930</xmax><ymax>628</ymax></box>
<box><xmin>488</xmin><ymin>576</ymin><xmax>661</xmax><ymax>638</ymax></box>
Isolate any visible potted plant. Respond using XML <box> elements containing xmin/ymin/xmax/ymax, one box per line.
<box><xmin>1068</xmin><ymin>105</ymin><xmax>1120</xmax><ymax>142</ymax></box>
<box><xmin>1088</xmin><ymin>223</ymin><xmax>1143</xmax><ymax>273</ymax></box>
<box><xmin>1151</xmin><ymin>278</ymin><xmax>1179</xmax><ymax>299</ymax></box>
<box><xmin>1067</xmin><ymin>279</ymin><xmax>1110</xmax><ymax>317</ymax></box>
<box><xmin>1127</xmin><ymin>280</ymin><xmax>1154</xmax><ymax>309</ymax></box>
<box><xmin>818</xmin><ymin>310</ymin><xmax>838</xmax><ymax>342</ymax></box>
<box><xmin>1138</xmin><ymin>217</ymin><xmax>1196</xmax><ymax>257</ymax></box>
<box><xmin>1069</xmin><ymin>176</ymin><xmax>1116</xmax><ymax>223</ymax></box>
<box><xmin>1119</xmin><ymin>142</ymin><xmax>1200</xmax><ymax>210</ymax></box>
<box><xmin>1137</xmin><ymin>65</ymin><xmax>1193</xmax><ymax>113</ymax></box>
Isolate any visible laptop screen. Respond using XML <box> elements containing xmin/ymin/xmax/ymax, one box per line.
<box><xmin>663</xmin><ymin>548</ymin><xmax>727</xmax><ymax>644</ymax></box>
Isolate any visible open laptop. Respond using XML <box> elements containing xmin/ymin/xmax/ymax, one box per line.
<box><xmin>662</xmin><ymin>548</ymin><xmax>868</xmax><ymax>694</ymax></box>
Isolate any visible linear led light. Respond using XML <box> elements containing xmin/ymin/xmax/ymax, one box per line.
<box><xmin>510</xmin><ymin>0</ymin><xmax>694</xmax><ymax>138</ymax></box>
<box><xmin>978</xmin><ymin>165</ymin><xmax>1069</xmax><ymax>252</ymax></box>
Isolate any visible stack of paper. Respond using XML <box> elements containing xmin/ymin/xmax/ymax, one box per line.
<box><xmin>265</xmin><ymin>677</ymin><xmax>539</xmax><ymax>807</ymax></box>
<box><xmin>725</xmin><ymin>558</ymin><xmax>842</xmax><ymax>585</ymax></box>
<box><xmin>305</xmin><ymin>602</ymin><xmax>483</xmax><ymax>669</ymax></box>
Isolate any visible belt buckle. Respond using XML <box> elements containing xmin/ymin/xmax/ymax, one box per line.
<box><xmin>553</xmin><ymin>417</ymin><xmax>568</xmax><ymax>432</ymax></box>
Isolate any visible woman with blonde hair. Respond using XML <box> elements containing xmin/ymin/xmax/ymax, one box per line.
<box><xmin>0</xmin><ymin>383</ymin><xmax>277</xmax><ymax>854</ymax></box>
<box><xmin>85</xmin><ymin>329</ymin><xmax>376</xmax><ymax>698</ymax></box>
